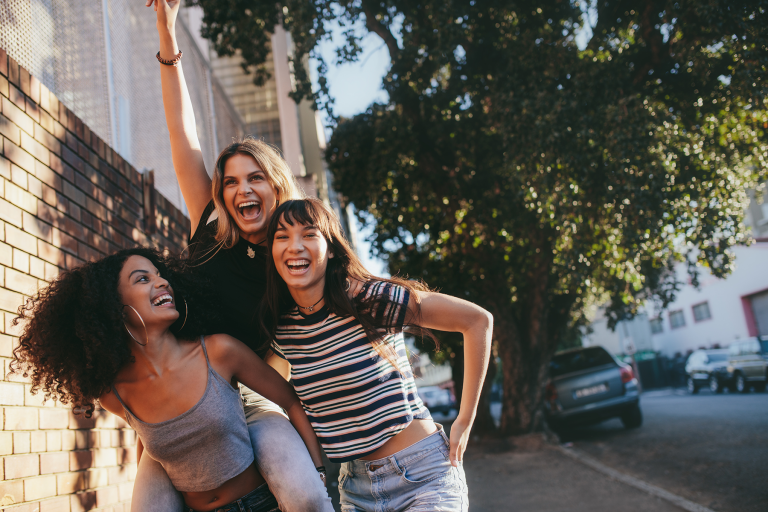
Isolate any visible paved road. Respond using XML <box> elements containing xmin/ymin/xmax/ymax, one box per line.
<box><xmin>561</xmin><ymin>388</ymin><xmax>768</xmax><ymax>512</ymax></box>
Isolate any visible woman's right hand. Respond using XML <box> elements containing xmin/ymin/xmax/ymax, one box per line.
<box><xmin>147</xmin><ymin>0</ymin><xmax>181</xmax><ymax>33</ymax></box>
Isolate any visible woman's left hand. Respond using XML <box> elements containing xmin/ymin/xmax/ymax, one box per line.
<box><xmin>448</xmin><ymin>416</ymin><xmax>472</xmax><ymax>466</ymax></box>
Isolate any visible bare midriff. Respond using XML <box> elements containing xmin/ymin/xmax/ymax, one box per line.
<box><xmin>360</xmin><ymin>418</ymin><xmax>438</xmax><ymax>461</ymax></box>
<box><xmin>181</xmin><ymin>463</ymin><xmax>265</xmax><ymax>512</ymax></box>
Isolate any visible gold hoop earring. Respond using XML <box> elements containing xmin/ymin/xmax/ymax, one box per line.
<box><xmin>179</xmin><ymin>298</ymin><xmax>188</xmax><ymax>331</ymax></box>
<box><xmin>122</xmin><ymin>305</ymin><xmax>148</xmax><ymax>346</ymax></box>
<box><xmin>344</xmin><ymin>278</ymin><xmax>351</xmax><ymax>291</ymax></box>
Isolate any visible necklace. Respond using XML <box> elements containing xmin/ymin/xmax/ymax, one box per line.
<box><xmin>298</xmin><ymin>296</ymin><xmax>324</xmax><ymax>312</ymax></box>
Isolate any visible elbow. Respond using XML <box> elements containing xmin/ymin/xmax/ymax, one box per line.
<box><xmin>481</xmin><ymin>309</ymin><xmax>494</xmax><ymax>335</ymax></box>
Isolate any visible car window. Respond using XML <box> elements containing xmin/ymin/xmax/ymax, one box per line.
<box><xmin>707</xmin><ymin>353</ymin><xmax>727</xmax><ymax>362</ymax></box>
<box><xmin>761</xmin><ymin>339</ymin><xmax>768</xmax><ymax>354</ymax></box>
<box><xmin>550</xmin><ymin>347</ymin><xmax>616</xmax><ymax>377</ymax></box>
<box><xmin>747</xmin><ymin>340</ymin><xmax>760</xmax><ymax>355</ymax></box>
<box><xmin>729</xmin><ymin>344</ymin><xmax>739</xmax><ymax>356</ymax></box>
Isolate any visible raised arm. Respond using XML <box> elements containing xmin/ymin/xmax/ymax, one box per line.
<box><xmin>410</xmin><ymin>291</ymin><xmax>493</xmax><ymax>466</ymax></box>
<box><xmin>149</xmin><ymin>0</ymin><xmax>212</xmax><ymax>234</ymax></box>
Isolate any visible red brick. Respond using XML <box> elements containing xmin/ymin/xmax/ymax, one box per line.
<box><xmin>37</xmin><ymin>239</ymin><xmax>66</xmax><ymax>267</ymax></box>
<box><xmin>19</xmin><ymin>68</ymin><xmax>30</xmax><ymax>96</ymax></box>
<box><xmin>0</xmin><ymin>75</ymin><xmax>8</xmax><ymax>98</ymax></box>
<box><xmin>0</xmin><ymin>287</ymin><xmax>24</xmax><ymax>314</ymax></box>
<box><xmin>0</xmin><ymin>197</ymin><xmax>23</xmax><ymax>227</ymax></box>
<box><xmin>39</xmin><ymin>496</ymin><xmax>70</xmax><ymax>512</ymax></box>
<box><xmin>39</xmin><ymin>408</ymin><xmax>69</xmax><ymax>430</ymax></box>
<box><xmin>7</xmin><ymin>56</ymin><xmax>19</xmax><ymax>87</ymax></box>
<box><xmin>5</xmin><ymin>225</ymin><xmax>38</xmax><ymax>254</ymax></box>
<box><xmin>6</xmin><ymin>268</ymin><xmax>38</xmax><ymax>295</ymax></box>
<box><xmin>53</xmin><ymin>228</ymin><xmax>78</xmax><ymax>256</ymax></box>
<box><xmin>35</xmin><ymin>122</ymin><xmax>61</xmax><ymax>155</ymax></box>
<box><xmin>22</xmin><ymin>130</ymin><xmax>50</xmax><ymax>165</ymax></box>
<box><xmin>29</xmin><ymin>75</ymin><xmax>41</xmax><ymax>104</ymax></box>
<box><xmin>41</xmin><ymin>451</ymin><xmax>69</xmax><ymax>474</ymax></box>
<box><xmin>0</xmin><ymin>478</ymin><xmax>23</xmax><ymax>505</ymax></box>
<box><xmin>39</xmin><ymin>81</ymin><xmax>51</xmax><ymax>113</ymax></box>
<box><xmin>31</xmin><ymin>430</ymin><xmax>46</xmax><ymax>452</ymax></box>
<box><xmin>0</xmin><ymin>382</ymin><xmax>25</xmax><ymax>406</ymax></box>
<box><xmin>62</xmin><ymin>181</ymin><xmax>86</xmax><ymax>207</ymax></box>
<box><xmin>0</xmin><ymin>113</ymin><xmax>21</xmax><ymax>145</ymax></box>
<box><xmin>4</xmin><ymin>453</ymin><xmax>39</xmax><ymax>478</ymax></box>
<box><xmin>3</xmin><ymin>136</ymin><xmax>35</xmax><ymax>174</ymax></box>
<box><xmin>24</xmin><ymin>474</ymin><xmax>57</xmax><ymax>500</ymax></box>
<box><xmin>13</xmin><ymin>431</ymin><xmax>30</xmax><ymax>453</ymax></box>
<box><xmin>48</xmin><ymin>93</ymin><xmax>59</xmax><ymax>122</ymax></box>
<box><xmin>23</xmin><ymin>211</ymin><xmax>53</xmax><ymax>243</ymax></box>
<box><xmin>0</xmin><ymin>49</ymin><xmax>6</xmax><ymax>77</ymax></box>
<box><xmin>0</xmin><ymin>154</ymin><xmax>10</xmax><ymax>179</ymax></box>
<box><xmin>26</xmin><ymin>99</ymin><xmax>40</xmax><ymax>124</ymax></box>
<box><xmin>8</xmin><ymin>83</ymin><xmax>25</xmax><ymax>110</ymax></box>
<box><xmin>70</xmin><ymin>489</ymin><xmax>96</xmax><ymax>512</ymax></box>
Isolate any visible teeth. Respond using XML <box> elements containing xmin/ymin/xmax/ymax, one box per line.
<box><xmin>238</xmin><ymin>201</ymin><xmax>259</xmax><ymax>209</ymax></box>
<box><xmin>152</xmin><ymin>294</ymin><xmax>173</xmax><ymax>306</ymax></box>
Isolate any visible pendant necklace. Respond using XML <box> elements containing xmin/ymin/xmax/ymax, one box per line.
<box><xmin>298</xmin><ymin>296</ymin><xmax>324</xmax><ymax>312</ymax></box>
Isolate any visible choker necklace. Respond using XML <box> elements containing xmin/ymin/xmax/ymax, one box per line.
<box><xmin>298</xmin><ymin>296</ymin><xmax>324</xmax><ymax>312</ymax></box>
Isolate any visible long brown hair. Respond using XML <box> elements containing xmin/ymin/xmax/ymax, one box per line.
<box><xmin>261</xmin><ymin>199</ymin><xmax>438</xmax><ymax>368</ymax></box>
<box><xmin>211</xmin><ymin>137</ymin><xmax>304</xmax><ymax>249</ymax></box>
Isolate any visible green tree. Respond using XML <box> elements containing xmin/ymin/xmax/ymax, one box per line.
<box><xmin>192</xmin><ymin>0</ymin><xmax>768</xmax><ymax>434</ymax></box>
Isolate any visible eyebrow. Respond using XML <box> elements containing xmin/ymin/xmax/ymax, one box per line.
<box><xmin>129</xmin><ymin>269</ymin><xmax>158</xmax><ymax>278</ymax></box>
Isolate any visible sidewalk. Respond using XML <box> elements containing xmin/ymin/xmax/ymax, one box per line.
<box><xmin>463</xmin><ymin>436</ymin><xmax>685</xmax><ymax>512</ymax></box>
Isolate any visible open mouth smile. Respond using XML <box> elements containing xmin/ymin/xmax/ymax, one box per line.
<box><xmin>237</xmin><ymin>200</ymin><xmax>262</xmax><ymax>221</ymax></box>
<box><xmin>285</xmin><ymin>259</ymin><xmax>310</xmax><ymax>275</ymax></box>
<box><xmin>151</xmin><ymin>293</ymin><xmax>174</xmax><ymax>307</ymax></box>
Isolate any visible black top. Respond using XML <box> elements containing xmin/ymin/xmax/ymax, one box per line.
<box><xmin>188</xmin><ymin>201</ymin><xmax>268</xmax><ymax>357</ymax></box>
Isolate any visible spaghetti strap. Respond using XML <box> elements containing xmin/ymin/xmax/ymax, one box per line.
<box><xmin>199</xmin><ymin>335</ymin><xmax>212</xmax><ymax>368</ymax></box>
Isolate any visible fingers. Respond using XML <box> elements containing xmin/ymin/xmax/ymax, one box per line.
<box><xmin>449</xmin><ymin>437</ymin><xmax>461</xmax><ymax>467</ymax></box>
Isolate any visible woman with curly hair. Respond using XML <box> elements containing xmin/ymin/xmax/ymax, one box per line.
<box><xmin>12</xmin><ymin>248</ymin><xmax>324</xmax><ymax>512</ymax></box>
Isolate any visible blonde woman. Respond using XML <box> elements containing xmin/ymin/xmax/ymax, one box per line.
<box><xmin>137</xmin><ymin>1</ymin><xmax>332</xmax><ymax>511</ymax></box>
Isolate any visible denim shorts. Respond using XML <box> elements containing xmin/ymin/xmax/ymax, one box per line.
<box><xmin>338</xmin><ymin>427</ymin><xmax>469</xmax><ymax>511</ymax></box>
<box><xmin>186</xmin><ymin>484</ymin><xmax>279</xmax><ymax>512</ymax></box>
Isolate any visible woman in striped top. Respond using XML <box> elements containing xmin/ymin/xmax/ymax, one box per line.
<box><xmin>261</xmin><ymin>199</ymin><xmax>493</xmax><ymax>512</ymax></box>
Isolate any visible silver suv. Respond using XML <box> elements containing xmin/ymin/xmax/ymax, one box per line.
<box><xmin>727</xmin><ymin>337</ymin><xmax>768</xmax><ymax>393</ymax></box>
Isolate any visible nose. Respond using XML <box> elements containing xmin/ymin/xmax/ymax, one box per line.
<box><xmin>238</xmin><ymin>179</ymin><xmax>252</xmax><ymax>196</ymax></box>
<box><xmin>288</xmin><ymin>234</ymin><xmax>304</xmax><ymax>253</ymax></box>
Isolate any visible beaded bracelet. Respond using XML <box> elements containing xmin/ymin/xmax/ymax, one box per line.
<box><xmin>156</xmin><ymin>50</ymin><xmax>183</xmax><ymax>66</ymax></box>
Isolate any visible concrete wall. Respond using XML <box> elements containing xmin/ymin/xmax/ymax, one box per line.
<box><xmin>0</xmin><ymin>49</ymin><xmax>189</xmax><ymax>511</ymax></box>
<box><xmin>648</xmin><ymin>243</ymin><xmax>768</xmax><ymax>356</ymax></box>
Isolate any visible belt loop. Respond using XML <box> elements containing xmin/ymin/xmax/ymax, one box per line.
<box><xmin>237</xmin><ymin>498</ymin><xmax>246</xmax><ymax>512</ymax></box>
<box><xmin>389</xmin><ymin>454</ymin><xmax>404</xmax><ymax>476</ymax></box>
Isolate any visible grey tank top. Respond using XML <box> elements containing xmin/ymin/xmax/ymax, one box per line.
<box><xmin>112</xmin><ymin>336</ymin><xmax>254</xmax><ymax>492</ymax></box>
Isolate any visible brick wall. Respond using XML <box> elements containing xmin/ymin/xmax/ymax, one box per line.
<box><xmin>0</xmin><ymin>49</ymin><xmax>190</xmax><ymax>511</ymax></box>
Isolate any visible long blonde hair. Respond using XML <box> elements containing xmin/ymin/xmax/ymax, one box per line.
<box><xmin>211</xmin><ymin>137</ymin><xmax>304</xmax><ymax>248</ymax></box>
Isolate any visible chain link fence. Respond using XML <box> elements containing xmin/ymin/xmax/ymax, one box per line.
<box><xmin>0</xmin><ymin>0</ymin><xmax>244</xmax><ymax>214</ymax></box>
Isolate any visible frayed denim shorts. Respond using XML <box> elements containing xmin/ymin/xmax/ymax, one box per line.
<box><xmin>186</xmin><ymin>483</ymin><xmax>279</xmax><ymax>512</ymax></box>
<box><xmin>338</xmin><ymin>427</ymin><xmax>469</xmax><ymax>511</ymax></box>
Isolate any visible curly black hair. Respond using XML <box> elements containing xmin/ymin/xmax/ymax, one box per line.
<box><xmin>10</xmin><ymin>247</ymin><xmax>217</xmax><ymax>416</ymax></box>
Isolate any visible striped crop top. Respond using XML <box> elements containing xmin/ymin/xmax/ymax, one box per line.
<box><xmin>272</xmin><ymin>281</ymin><xmax>431</xmax><ymax>462</ymax></box>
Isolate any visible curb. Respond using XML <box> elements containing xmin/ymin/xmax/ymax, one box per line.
<box><xmin>557</xmin><ymin>446</ymin><xmax>716</xmax><ymax>512</ymax></box>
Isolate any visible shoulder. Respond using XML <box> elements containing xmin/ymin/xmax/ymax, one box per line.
<box><xmin>362</xmin><ymin>280</ymin><xmax>411</xmax><ymax>305</ymax></box>
<box><xmin>97</xmin><ymin>389</ymin><xmax>125</xmax><ymax>419</ymax></box>
<box><xmin>202</xmin><ymin>333</ymin><xmax>245</xmax><ymax>359</ymax></box>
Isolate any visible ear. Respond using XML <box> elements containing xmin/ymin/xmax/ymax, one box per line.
<box><xmin>328</xmin><ymin>250</ymin><xmax>335</xmax><ymax>259</ymax></box>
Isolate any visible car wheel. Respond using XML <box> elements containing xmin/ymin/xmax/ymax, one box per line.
<box><xmin>735</xmin><ymin>373</ymin><xmax>749</xmax><ymax>393</ymax></box>
<box><xmin>621</xmin><ymin>404</ymin><xmax>643</xmax><ymax>429</ymax></box>
<box><xmin>709</xmin><ymin>376</ymin><xmax>722</xmax><ymax>394</ymax></box>
<box><xmin>687</xmin><ymin>377</ymin><xmax>699</xmax><ymax>394</ymax></box>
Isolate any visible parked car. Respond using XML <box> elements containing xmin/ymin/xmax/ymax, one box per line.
<box><xmin>684</xmin><ymin>349</ymin><xmax>729</xmax><ymax>394</ymax></box>
<box><xmin>726</xmin><ymin>337</ymin><xmax>768</xmax><ymax>393</ymax></box>
<box><xmin>544</xmin><ymin>346</ymin><xmax>641</xmax><ymax>431</ymax></box>
<box><xmin>417</xmin><ymin>386</ymin><xmax>456</xmax><ymax>415</ymax></box>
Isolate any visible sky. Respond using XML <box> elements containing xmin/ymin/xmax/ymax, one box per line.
<box><xmin>312</xmin><ymin>24</ymin><xmax>392</xmax><ymax>276</ymax></box>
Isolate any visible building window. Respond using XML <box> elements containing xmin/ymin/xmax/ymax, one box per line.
<box><xmin>650</xmin><ymin>317</ymin><xmax>663</xmax><ymax>334</ymax></box>
<box><xmin>670</xmin><ymin>310</ymin><xmax>686</xmax><ymax>329</ymax></box>
<box><xmin>692</xmin><ymin>302</ymin><xmax>712</xmax><ymax>322</ymax></box>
